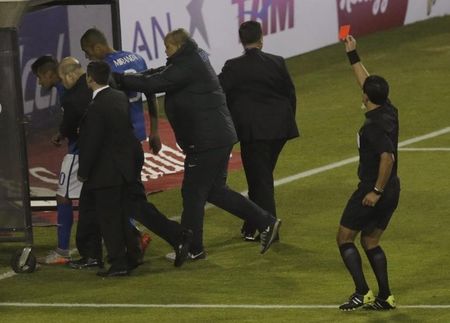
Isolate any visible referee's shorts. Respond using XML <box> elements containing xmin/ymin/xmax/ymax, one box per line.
<box><xmin>340</xmin><ymin>177</ymin><xmax>400</xmax><ymax>234</ymax></box>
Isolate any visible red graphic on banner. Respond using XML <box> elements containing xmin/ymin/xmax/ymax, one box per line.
<box><xmin>336</xmin><ymin>0</ymin><xmax>408</xmax><ymax>37</ymax></box>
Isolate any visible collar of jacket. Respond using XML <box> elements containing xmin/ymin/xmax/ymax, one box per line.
<box><xmin>166</xmin><ymin>38</ymin><xmax>199</xmax><ymax>65</ymax></box>
<box><xmin>244</xmin><ymin>47</ymin><xmax>260</xmax><ymax>54</ymax></box>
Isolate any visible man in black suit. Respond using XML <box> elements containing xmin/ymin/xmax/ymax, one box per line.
<box><xmin>78</xmin><ymin>61</ymin><xmax>193</xmax><ymax>276</ymax></box>
<box><xmin>78</xmin><ymin>61</ymin><xmax>140</xmax><ymax>276</ymax></box>
<box><xmin>219</xmin><ymin>21</ymin><xmax>299</xmax><ymax>241</ymax></box>
<box><xmin>114</xmin><ymin>29</ymin><xmax>281</xmax><ymax>260</ymax></box>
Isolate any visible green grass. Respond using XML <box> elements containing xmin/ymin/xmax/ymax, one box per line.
<box><xmin>1</xmin><ymin>16</ymin><xmax>450</xmax><ymax>322</ymax></box>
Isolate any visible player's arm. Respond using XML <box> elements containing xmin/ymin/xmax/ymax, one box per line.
<box><xmin>344</xmin><ymin>35</ymin><xmax>369</xmax><ymax>89</ymax></box>
<box><xmin>144</xmin><ymin>92</ymin><xmax>162</xmax><ymax>154</ymax></box>
<box><xmin>374</xmin><ymin>152</ymin><xmax>394</xmax><ymax>193</ymax></box>
<box><xmin>362</xmin><ymin>152</ymin><xmax>394</xmax><ymax>207</ymax></box>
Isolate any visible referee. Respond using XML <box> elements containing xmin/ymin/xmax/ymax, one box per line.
<box><xmin>337</xmin><ymin>35</ymin><xmax>400</xmax><ymax>311</ymax></box>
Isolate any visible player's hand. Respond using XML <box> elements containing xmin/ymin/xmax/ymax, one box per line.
<box><xmin>345</xmin><ymin>35</ymin><xmax>357</xmax><ymax>52</ymax></box>
<box><xmin>51</xmin><ymin>133</ymin><xmax>63</xmax><ymax>147</ymax></box>
<box><xmin>362</xmin><ymin>191</ymin><xmax>381</xmax><ymax>207</ymax></box>
<box><xmin>148</xmin><ymin>134</ymin><xmax>162</xmax><ymax>154</ymax></box>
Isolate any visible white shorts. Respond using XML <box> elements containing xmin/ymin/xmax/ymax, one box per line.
<box><xmin>56</xmin><ymin>154</ymin><xmax>82</xmax><ymax>199</ymax></box>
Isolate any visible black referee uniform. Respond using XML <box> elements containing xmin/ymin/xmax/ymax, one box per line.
<box><xmin>340</xmin><ymin>99</ymin><xmax>400</xmax><ymax>233</ymax></box>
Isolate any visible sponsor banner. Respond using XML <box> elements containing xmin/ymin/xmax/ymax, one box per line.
<box><xmin>405</xmin><ymin>0</ymin><xmax>450</xmax><ymax>24</ymax></box>
<box><xmin>19</xmin><ymin>6</ymin><xmax>70</xmax><ymax>128</ymax></box>
<box><xmin>119</xmin><ymin>0</ymin><xmax>450</xmax><ymax>74</ymax></box>
<box><xmin>336</xmin><ymin>0</ymin><xmax>408</xmax><ymax>37</ymax></box>
<box><xmin>18</xmin><ymin>5</ymin><xmax>112</xmax><ymax>131</ymax></box>
<box><xmin>119</xmin><ymin>0</ymin><xmax>338</xmax><ymax>73</ymax></box>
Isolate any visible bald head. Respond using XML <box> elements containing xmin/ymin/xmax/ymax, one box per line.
<box><xmin>58</xmin><ymin>57</ymin><xmax>85</xmax><ymax>89</ymax></box>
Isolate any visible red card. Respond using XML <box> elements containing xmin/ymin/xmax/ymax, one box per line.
<box><xmin>339</xmin><ymin>25</ymin><xmax>351</xmax><ymax>40</ymax></box>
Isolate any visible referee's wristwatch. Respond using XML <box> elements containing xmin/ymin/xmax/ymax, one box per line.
<box><xmin>373</xmin><ymin>187</ymin><xmax>384</xmax><ymax>195</ymax></box>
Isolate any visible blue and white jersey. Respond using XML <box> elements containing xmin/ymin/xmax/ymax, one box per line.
<box><xmin>104</xmin><ymin>50</ymin><xmax>148</xmax><ymax>141</ymax></box>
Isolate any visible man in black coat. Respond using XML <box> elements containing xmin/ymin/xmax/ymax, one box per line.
<box><xmin>115</xmin><ymin>29</ymin><xmax>281</xmax><ymax>260</ymax></box>
<box><xmin>78</xmin><ymin>61</ymin><xmax>193</xmax><ymax>276</ymax></box>
<box><xmin>219</xmin><ymin>21</ymin><xmax>299</xmax><ymax>241</ymax></box>
<box><xmin>78</xmin><ymin>61</ymin><xmax>141</xmax><ymax>276</ymax></box>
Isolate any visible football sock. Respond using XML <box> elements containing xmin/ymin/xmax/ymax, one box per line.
<box><xmin>56</xmin><ymin>203</ymin><xmax>73</xmax><ymax>250</ymax></box>
<box><xmin>339</xmin><ymin>242</ymin><xmax>370</xmax><ymax>294</ymax></box>
<box><xmin>365</xmin><ymin>246</ymin><xmax>391</xmax><ymax>299</ymax></box>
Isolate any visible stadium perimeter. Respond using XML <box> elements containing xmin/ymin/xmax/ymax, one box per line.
<box><xmin>1</xmin><ymin>13</ymin><xmax>450</xmax><ymax>323</ymax></box>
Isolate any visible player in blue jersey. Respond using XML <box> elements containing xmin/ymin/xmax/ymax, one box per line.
<box><xmin>80</xmin><ymin>28</ymin><xmax>161</xmax><ymax>264</ymax></box>
<box><xmin>80</xmin><ymin>28</ymin><xmax>161</xmax><ymax>153</ymax></box>
<box><xmin>32</xmin><ymin>56</ymin><xmax>79</xmax><ymax>265</ymax></box>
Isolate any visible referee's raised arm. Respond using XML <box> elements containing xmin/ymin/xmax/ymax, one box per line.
<box><xmin>344</xmin><ymin>35</ymin><xmax>370</xmax><ymax>89</ymax></box>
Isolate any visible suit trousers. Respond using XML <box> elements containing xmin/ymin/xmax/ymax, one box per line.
<box><xmin>76</xmin><ymin>185</ymin><xmax>103</xmax><ymax>261</ymax></box>
<box><xmin>77</xmin><ymin>185</ymin><xmax>144</xmax><ymax>266</ymax></box>
<box><xmin>240</xmin><ymin>139</ymin><xmax>286</xmax><ymax>234</ymax></box>
<box><xmin>80</xmin><ymin>184</ymin><xmax>131</xmax><ymax>271</ymax></box>
<box><xmin>126</xmin><ymin>182</ymin><xmax>183</xmax><ymax>247</ymax></box>
<box><xmin>180</xmin><ymin>145</ymin><xmax>275</xmax><ymax>253</ymax></box>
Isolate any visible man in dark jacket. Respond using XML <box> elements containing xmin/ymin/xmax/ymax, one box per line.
<box><xmin>36</xmin><ymin>57</ymin><xmax>89</xmax><ymax>265</ymax></box>
<box><xmin>78</xmin><ymin>61</ymin><xmax>140</xmax><ymax>276</ymax></box>
<box><xmin>219</xmin><ymin>21</ymin><xmax>299</xmax><ymax>241</ymax></box>
<box><xmin>78</xmin><ymin>61</ymin><xmax>193</xmax><ymax>276</ymax></box>
<box><xmin>115</xmin><ymin>29</ymin><xmax>281</xmax><ymax>260</ymax></box>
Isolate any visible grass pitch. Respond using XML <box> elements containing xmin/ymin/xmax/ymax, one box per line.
<box><xmin>1</xmin><ymin>16</ymin><xmax>450</xmax><ymax>323</ymax></box>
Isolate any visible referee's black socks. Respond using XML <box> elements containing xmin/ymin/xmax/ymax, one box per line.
<box><xmin>339</xmin><ymin>243</ymin><xmax>370</xmax><ymax>295</ymax></box>
<box><xmin>365</xmin><ymin>246</ymin><xmax>391</xmax><ymax>299</ymax></box>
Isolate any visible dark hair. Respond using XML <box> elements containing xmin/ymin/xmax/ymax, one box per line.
<box><xmin>239</xmin><ymin>21</ymin><xmax>262</xmax><ymax>45</ymax></box>
<box><xmin>363</xmin><ymin>75</ymin><xmax>389</xmax><ymax>105</ymax></box>
<box><xmin>80</xmin><ymin>28</ymin><xmax>108</xmax><ymax>48</ymax></box>
<box><xmin>31</xmin><ymin>55</ymin><xmax>58</xmax><ymax>75</ymax></box>
<box><xmin>87</xmin><ymin>61</ymin><xmax>110</xmax><ymax>85</ymax></box>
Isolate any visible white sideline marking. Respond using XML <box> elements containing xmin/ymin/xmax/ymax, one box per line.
<box><xmin>0</xmin><ymin>302</ymin><xmax>449</xmax><ymax>309</ymax></box>
<box><xmin>399</xmin><ymin>147</ymin><xmax>450</xmax><ymax>151</ymax></box>
<box><xmin>2</xmin><ymin>127</ymin><xmax>449</xmax><ymax>281</ymax></box>
<box><xmin>272</xmin><ymin>126</ymin><xmax>450</xmax><ymax>188</ymax></box>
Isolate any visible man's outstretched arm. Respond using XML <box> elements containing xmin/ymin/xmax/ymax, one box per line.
<box><xmin>345</xmin><ymin>35</ymin><xmax>370</xmax><ymax>89</ymax></box>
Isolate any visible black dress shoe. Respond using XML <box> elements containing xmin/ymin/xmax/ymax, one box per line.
<box><xmin>174</xmin><ymin>229</ymin><xmax>193</xmax><ymax>267</ymax></box>
<box><xmin>68</xmin><ymin>257</ymin><xmax>103</xmax><ymax>269</ymax></box>
<box><xmin>96</xmin><ymin>268</ymin><xmax>129</xmax><ymax>277</ymax></box>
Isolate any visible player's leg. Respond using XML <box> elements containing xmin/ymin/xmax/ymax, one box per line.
<box><xmin>337</xmin><ymin>225</ymin><xmax>374</xmax><ymax>310</ymax></box>
<box><xmin>337</xmin><ymin>185</ymin><xmax>376</xmax><ymax>310</ymax></box>
<box><xmin>360</xmin><ymin>180</ymin><xmax>400</xmax><ymax>310</ymax></box>
<box><xmin>39</xmin><ymin>154</ymin><xmax>78</xmax><ymax>264</ymax></box>
<box><xmin>361</xmin><ymin>229</ymin><xmax>396</xmax><ymax>310</ymax></box>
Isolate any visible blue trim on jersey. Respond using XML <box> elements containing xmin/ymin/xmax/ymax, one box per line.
<box><xmin>105</xmin><ymin>51</ymin><xmax>148</xmax><ymax>141</ymax></box>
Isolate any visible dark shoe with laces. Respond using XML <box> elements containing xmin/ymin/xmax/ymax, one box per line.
<box><xmin>174</xmin><ymin>229</ymin><xmax>193</xmax><ymax>267</ymax></box>
<box><xmin>364</xmin><ymin>295</ymin><xmax>396</xmax><ymax>310</ymax></box>
<box><xmin>339</xmin><ymin>290</ymin><xmax>375</xmax><ymax>311</ymax></box>
<box><xmin>260</xmin><ymin>219</ymin><xmax>282</xmax><ymax>254</ymax></box>
<box><xmin>68</xmin><ymin>257</ymin><xmax>103</xmax><ymax>269</ymax></box>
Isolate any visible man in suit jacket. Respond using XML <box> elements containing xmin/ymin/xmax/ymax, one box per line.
<box><xmin>219</xmin><ymin>21</ymin><xmax>299</xmax><ymax>241</ymax></box>
<box><xmin>78</xmin><ymin>61</ymin><xmax>193</xmax><ymax>276</ymax></box>
<box><xmin>78</xmin><ymin>61</ymin><xmax>141</xmax><ymax>277</ymax></box>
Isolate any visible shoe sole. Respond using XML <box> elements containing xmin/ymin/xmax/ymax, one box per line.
<box><xmin>261</xmin><ymin>219</ymin><xmax>282</xmax><ymax>254</ymax></box>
